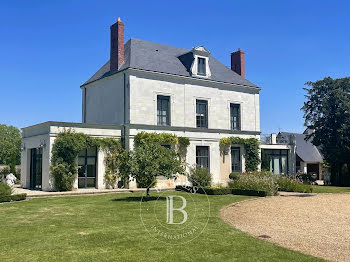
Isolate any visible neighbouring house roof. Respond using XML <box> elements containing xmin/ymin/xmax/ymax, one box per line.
<box><xmin>82</xmin><ymin>38</ymin><xmax>258</xmax><ymax>88</ymax></box>
<box><xmin>279</xmin><ymin>132</ymin><xmax>324</xmax><ymax>163</ymax></box>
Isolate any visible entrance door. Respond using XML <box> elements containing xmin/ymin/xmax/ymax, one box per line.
<box><xmin>30</xmin><ymin>148</ymin><xmax>43</xmax><ymax>189</ymax></box>
<box><xmin>78</xmin><ymin>147</ymin><xmax>97</xmax><ymax>188</ymax></box>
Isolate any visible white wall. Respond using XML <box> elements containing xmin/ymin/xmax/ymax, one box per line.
<box><xmin>84</xmin><ymin>73</ymin><xmax>126</xmax><ymax>125</ymax></box>
<box><xmin>21</xmin><ymin>134</ymin><xmax>51</xmax><ymax>191</ymax></box>
<box><xmin>129</xmin><ymin>71</ymin><xmax>260</xmax><ymax>131</ymax></box>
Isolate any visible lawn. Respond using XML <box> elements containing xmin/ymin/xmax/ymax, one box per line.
<box><xmin>0</xmin><ymin>192</ymin><xmax>323</xmax><ymax>262</ymax></box>
<box><xmin>312</xmin><ymin>185</ymin><xmax>350</xmax><ymax>193</ymax></box>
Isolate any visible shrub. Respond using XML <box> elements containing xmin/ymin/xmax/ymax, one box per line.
<box><xmin>175</xmin><ymin>185</ymin><xmax>193</xmax><ymax>192</ymax></box>
<box><xmin>14</xmin><ymin>167</ymin><xmax>21</xmax><ymax>181</ymax></box>
<box><xmin>50</xmin><ymin>160</ymin><xmax>77</xmax><ymax>191</ymax></box>
<box><xmin>296</xmin><ymin>172</ymin><xmax>316</xmax><ymax>184</ymax></box>
<box><xmin>50</xmin><ymin>130</ymin><xmax>94</xmax><ymax>191</ymax></box>
<box><xmin>176</xmin><ymin>185</ymin><xmax>267</xmax><ymax>196</ymax></box>
<box><xmin>229</xmin><ymin>172</ymin><xmax>240</xmax><ymax>180</ymax></box>
<box><xmin>0</xmin><ymin>166</ymin><xmax>11</xmax><ymax>176</ymax></box>
<box><xmin>231</xmin><ymin>188</ymin><xmax>267</xmax><ymax>197</ymax></box>
<box><xmin>228</xmin><ymin>171</ymin><xmax>278</xmax><ymax>196</ymax></box>
<box><xmin>188</xmin><ymin>167</ymin><xmax>212</xmax><ymax>187</ymax></box>
<box><xmin>276</xmin><ymin>176</ymin><xmax>313</xmax><ymax>193</ymax></box>
<box><xmin>0</xmin><ymin>193</ymin><xmax>26</xmax><ymax>203</ymax></box>
<box><xmin>10</xmin><ymin>193</ymin><xmax>27</xmax><ymax>201</ymax></box>
<box><xmin>0</xmin><ymin>182</ymin><xmax>13</xmax><ymax>197</ymax></box>
<box><xmin>200</xmin><ymin>187</ymin><xmax>232</xmax><ymax>195</ymax></box>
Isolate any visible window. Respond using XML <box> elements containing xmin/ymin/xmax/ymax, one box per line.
<box><xmin>78</xmin><ymin>147</ymin><xmax>97</xmax><ymax>188</ymax></box>
<box><xmin>196</xmin><ymin>146</ymin><xmax>210</xmax><ymax>170</ymax></box>
<box><xmin>263</xmin><ymin>149</ymin><xmax>288</xmax><ymax>175</ymax></box>
<box><xmin>197</xmin><ymin>57</ymin><xmax>206</xmax><ymax>75</ymax></box>
<box><xmin>157</xmin><ymin>95</ymin><xmax>170</xmax><ymax>126</ymax></box>
<box><xmin>230</xmin><ymin>104</ymin><xmax>241</xmax><ymax>130</ymax></box>
<box><xmin>196</xmin><ymin>99</ymin><xmax>208</xmax><ymax>128</ymax></box>
<box><xmin>231</xmin><ymin>147</ymin><xmax>241</xmax><ymax>172</ymax></box>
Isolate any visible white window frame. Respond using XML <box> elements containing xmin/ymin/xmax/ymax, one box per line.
<box><xmin>153</xmin><ymin>92</ymin><xmax>174</xmax><ymax>126</ymax></box>
<box><xmin>191</xmin><ymin>55</ymin><xmax>211</xmax><ymax>78</ymax></box>
<box><xmin>230</xmin><ymin>144</ymin><xmax>244</xmax><ymax>173</ymax></box>
<box><xmin>194</xmin><ymin>97</ymin><xmax>211</xmax><ymax>128</ymax></box>
<box><xmin>226</xmin><ymin>100</ymin><xmax>243</xmax><ymax>131</ymax></box>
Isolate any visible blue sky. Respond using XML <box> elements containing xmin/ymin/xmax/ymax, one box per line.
<box><xmin>1</xmin><ymin>0</ymin><xmax>349</xmax><ymax>134</ymax></box>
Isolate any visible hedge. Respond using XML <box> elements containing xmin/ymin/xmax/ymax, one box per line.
<box><xmin>0</xmin><ymin>193</ymin><xmax>27</xmax><ymax>203</ymax></box>
<box><xmin>175</xmin><ymin>185</ymin><xmax>267</xmax><ymax>197</ymax></box>
<box><xmin>196</xmin><ymin>187</ymin><xmax>232</xmax><ymax>195</ymax></box>
<box><xmin>231</xmin><ymin>188</ymin><xmax>267</xmax><ymax>197</ymax></box>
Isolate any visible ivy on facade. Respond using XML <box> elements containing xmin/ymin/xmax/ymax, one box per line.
<box><xmin>50</xmin><ymin>130</ymin><xmax>190</xmax><ymax>191</ymax></box>
<box><xmin>219</xmin><ymin>137</ymin><xmax>261</xmax><ymax>172</ymax></box>
<box><xmin>133</xmin><ymin>132</ymin><xmax>190</xmax><ymax>148</ymax></box>
<box><xmin>50</xmin><ymin>129</ymin><xmax>121</xmax><ymax>191</ymax></box>
<box><xmin>133</xmin><ymin>132</ymin><xmax>190</xmax><ymax>160</ymax></box>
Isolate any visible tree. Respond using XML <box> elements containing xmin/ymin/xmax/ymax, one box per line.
<box><xmin>302</xmin><ymin>77</ymin><xmax>350</xmax><ymax>186</ymax></box>
<box><xmin>119</xmin><ymin>142</ymin><xmax>185</xmax><ymax>196</ymax></box>
<box><xmin>0</xmin><ymin>124</ymin><xmax>21</xmax><ymax>172</ymax></box>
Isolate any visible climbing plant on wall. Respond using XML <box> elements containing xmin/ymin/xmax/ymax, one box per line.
<box><xmin>50</xmin><ymin>129</ymin><xmax>121</xmax><ymax>191</ymax></box>
<box><xmin>219</xmin><ymin>137</ymin><xmax>261</xmax><ymax>172</ymax></box>
<box><xmin>100</xmin><ymin>138</ymin><xmax>124</xmax><ymax>189</ymax></box>
<box><xmin>133</xmin><ymin>132</ymin><xmax>190</xmax><ymax>154</ymax></box>
<box><xmin>50</xmin><ymin>130</ymin><xmax>190</xmax><ymax>192</ymax></box>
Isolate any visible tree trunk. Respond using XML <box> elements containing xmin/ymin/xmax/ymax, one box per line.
<box><xmin>146</xmin><ymin>187</ymin><xmax>150</xmax><ymax>197</ymax></box>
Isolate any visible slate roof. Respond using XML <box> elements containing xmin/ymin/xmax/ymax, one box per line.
<box><xmin>82</xmin><ymin>38</ymin><xmax>258</xmax><ymax>88</ymax></box>
<box><xmin>280</xmin><ymin>132</ymin><xmax>324</xmax><ymax>163</ymax></box>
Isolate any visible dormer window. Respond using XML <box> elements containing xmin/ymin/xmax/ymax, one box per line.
<box><xmin>183</xmin><ymin>46</ymin><xmax>211</xmax><ymax>78</ymax></box>
<box><xmin>197</xmin><ymin>57</ymin><xmax>206</xmax><ymax>75</ymax></box>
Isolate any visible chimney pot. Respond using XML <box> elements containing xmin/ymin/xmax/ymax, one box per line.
<box><xmin>231</xmin><ymin>48</ymin><xmax>245</xmax><ymax>78</ymax></box>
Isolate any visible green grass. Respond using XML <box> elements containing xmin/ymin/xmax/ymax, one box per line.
<box><xmin>0</xmin><ymin>192</ymin><xmax>323</xmax><ymax>262</ymax></box>
<box><xmin>312</xmin><ymin>185</ymin><xmax>350</xmax><ymax>193</ymax></box>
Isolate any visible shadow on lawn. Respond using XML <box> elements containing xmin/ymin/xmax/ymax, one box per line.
<box><xmin>111</xmin><ymin>196</ymin><xmax>167</xmax><ymax>202</ymax></box>
<box><xmin>280</xmin><ymin>194</ymin><xmax>315</xmax><ymax>198</ymax></box>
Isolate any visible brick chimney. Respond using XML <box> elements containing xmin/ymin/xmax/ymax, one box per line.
<box><xmin>110</xmin><ymin>17</ymin><xmax>124</xmax><ymax>72</ymax></box>
<box><xmin>231</xmin><ymin>48</ymin><xmax>245</xmax><ymax>78</ymax></box>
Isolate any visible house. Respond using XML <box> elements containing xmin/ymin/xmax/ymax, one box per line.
<box><xmin>21</xmin><ymin>18</ymin><xmax>261</xmax><ymax>191</ymax></box>
<box><xmin>278</xmin><ymin>131</ymin><xmax>325</xmax><ymax>179</ymax></box>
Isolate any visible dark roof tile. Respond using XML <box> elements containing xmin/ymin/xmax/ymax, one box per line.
<box><xmin>83</xmin><ymin>38</ymin><xmax>258</xmax><ymax>88</ymax></box>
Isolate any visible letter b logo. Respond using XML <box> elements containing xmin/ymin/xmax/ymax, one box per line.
<box><xmin>166</xmin><ymin>196</ymin><xmax>188</xmax><ymax>224</ymax></box>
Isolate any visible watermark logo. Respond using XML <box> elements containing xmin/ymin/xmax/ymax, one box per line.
<box><xmin>166</xmin><ymin>196</ymin><xmax>187</xmax><ymax>225</ymax></box>
<box><xmin>140</xmin><ymin>182</ymin><xmax>210</xmax><ymax>245</ymax></box>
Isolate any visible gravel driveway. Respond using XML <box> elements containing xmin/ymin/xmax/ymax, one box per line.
<box><xmin>221</xmin><ymin>193</ymin><xmax>350</xmax><ymax>262</ymax></box>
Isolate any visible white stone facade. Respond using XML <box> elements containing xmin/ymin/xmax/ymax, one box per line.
<box><xmin>21</xmin><ymin>122</ymin><xmax>121</xmax><ymax>191</ymax></box>
<box><xmin>80</xmin><ymin>68</ymin><xmax>261</xmax><ymax>187</ymax></box>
